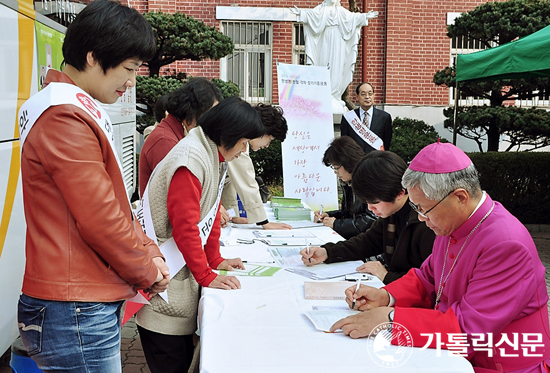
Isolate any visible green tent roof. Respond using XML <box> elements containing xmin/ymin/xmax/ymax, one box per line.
<box><xmin>456</xmin><ymin>24</ymin><xmax>550</xmax><ymax>82</ymax></box>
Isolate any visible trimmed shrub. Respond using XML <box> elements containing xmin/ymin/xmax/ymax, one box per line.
<box><xmin>391</xmin><ymin>117</ymin><xmax>442</xmax><ymax>163</ymax></box>
<box><xmin>468</xmin><ymin>151</ymin><xmax>550</xmax><ymax>224</ymax></box>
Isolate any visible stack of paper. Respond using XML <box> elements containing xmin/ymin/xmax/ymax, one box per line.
<box><xmin>268</xmin><ymin>247</ymin><xmax>304</xmax><ymax>266</ymax></box>
<box><xmin>304</xmin><ymin>281</ymin><xmax>354</xmax><ymax>300</ymax></box>
<box><xmin>304</xmin><ymin>308</ymin><xmax>360</xmax><ymax>332</ymax></box>
<box><xmin>274</xmin><ymin>207</ymin><xmax>312</xmax><ymax>221</ymax></box>
<box><xmin>270</xmin><ymin>197</ymin><xmax>303</xmax><ymax>208</ymax></box>
<box><xmin>285</xmin><ymin>261</ymin><xmax>363</xmax><ymax>280</ymax></box>
<box><xmin>269</xmin><ymin>197</ymin><xmax>313</xmax><ymax>221</ymax></box>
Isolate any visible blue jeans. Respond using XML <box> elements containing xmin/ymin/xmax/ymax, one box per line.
<box><xmin>18</xmin><ymin>294</ymin><xmax>124</xmax><ymax>373</ymax></box>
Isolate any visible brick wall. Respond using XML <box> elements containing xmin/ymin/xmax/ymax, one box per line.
<box><xmin>384</xmin><ymin>0</ymin><xmax>496</xmax><ymax>106</ymax></box>
<box><xmin>353</xmin><ymin>0</ymin><xmax>387</xmax><ymax>104</ymax></box>
<box><xmin>128</xmin><ymin>0</ymin><xmax>500</xmax><ymax>107</ymax></box>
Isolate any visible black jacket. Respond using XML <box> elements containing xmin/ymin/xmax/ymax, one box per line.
<box><xmin>340</xmin><ymin>107</ymin><xmax>393</xmax><ymax>153</ymax></box>
<box><xmin>323</xmin><ymin>202</ymin><xmax>435</xmax><ymax>284</ymax></box>
<box><xmin>327</xmin><ymin>183</ymin><xmax>377</xmax><ymax>239</ymax></box>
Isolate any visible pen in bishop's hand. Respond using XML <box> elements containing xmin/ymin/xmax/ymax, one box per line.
<box><xmin>351</xmin><ymin>278</ymin><xmax>362</xmax><ymax>310</ymax></box>
<box><xmin>306</xmin><ymin>239</ymin><xmax>311</xmax><ymax>263</ymax></box>
<box><xmin>317</xmin><ymin>204</ymin><xmax>324</xmax><ymax>223</ymax></box>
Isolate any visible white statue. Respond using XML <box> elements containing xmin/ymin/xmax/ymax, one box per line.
<box><xmin>290</xmin><ymin>1</ymin><xmax>378</xmax><ymax>114</ymax></box>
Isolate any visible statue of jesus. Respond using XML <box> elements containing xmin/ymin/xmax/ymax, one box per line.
<box><xmin>290</xmin><ymin>0</ymin><xmax>378</xmax><ymax>114</ymax></box>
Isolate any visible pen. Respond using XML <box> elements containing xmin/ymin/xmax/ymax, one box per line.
<box><xmin>351</xmin><ymin>278</ymin><xmax>362</xmax><ymax>310</ymax></box>
<box><xmin>317</xmin><ymin>205</ymin><xmax>324</xmax><ymax>223</ymax></box>
<box><xmin>242</xmin><ymin>261</ymin><xmax>275</xmax><ymax>264</ymax></box>
<box><xmin>306</xmin><ymin>240</ymin><xmax>311</xmax><ymax>263</ymax></box>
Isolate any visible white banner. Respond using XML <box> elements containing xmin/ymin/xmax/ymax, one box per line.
<box><xmin>277</xmin><ymin>63</ymin><xmax>338</xmax><ymax>212</ymax></box>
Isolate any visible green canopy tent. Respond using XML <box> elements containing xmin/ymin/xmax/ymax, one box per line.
<box><xmin>456</xmin><ymin>24</ymin><xmax>550</xmax><ymax>82</ymax></box>
<box><xmin>450</xmin><ymin>24</ymin><xmax>550</xmax><ymax>144</ymax></box>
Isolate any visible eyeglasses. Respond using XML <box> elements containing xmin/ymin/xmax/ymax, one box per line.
<box><xmin>330</xmin><ymin>164</ymin><xmax>341</xmax><ymax>171</ymax></box>
<box><xmin>409</xmin><ymin>190</ymin><xmax>454</xmax><ymax>219</ymax></box>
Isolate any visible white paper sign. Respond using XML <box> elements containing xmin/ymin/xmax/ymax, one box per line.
<box><xmin>277</xmin><ymin>63</ymin><xmax>338</xmax><ymax>212</ymax></box>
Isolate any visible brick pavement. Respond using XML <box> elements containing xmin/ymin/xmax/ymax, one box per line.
<box><xmin>2</xmin><ymin>231</ymin><xmax>550</xmax><ymax>373</ymax></box>
<box><xmin>120</xmin><ymin>318</ymin><xmax>151</xmax><ymax>373</ymax></box>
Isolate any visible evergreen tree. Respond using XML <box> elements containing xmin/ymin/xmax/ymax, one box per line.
<box><xmin>433</xmin><ymin>0</ymin><xmax>550</xmax><ymax>151</ymax></box>
<box><xmin>136</xmin><ymin>11</ymin><xmax>236</xmax><ymax>126</ymax></box>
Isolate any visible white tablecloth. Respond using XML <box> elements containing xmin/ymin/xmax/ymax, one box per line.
<box><xmin>198</xmin><ymin>223</ymin><xmax>474</xmax><ymax>373</ymax></box>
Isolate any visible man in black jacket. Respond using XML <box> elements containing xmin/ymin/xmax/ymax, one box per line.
<box><xmin>301</xmin><ymin>151</ymin><xmax>434</xmax><ymax>284</ymax></box>
<box><xmin>340</xmin><ymin>82</ymin><xmax>392</xmax><ymax>153</ymax></box>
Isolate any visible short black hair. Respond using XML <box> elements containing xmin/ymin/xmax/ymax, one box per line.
<box><xmin>254</xmin><ymin>103</ymin><xmax>288</xmax><ymax>141</ymax></box>
<box><xmin>322</xmin><ymin>136</ymin><xmax>365</xmax><ymax>174</ymax></box>
<box><xmin>351</xmin><ymin>151</ymin><xmax>408</xmax><ymax>203</ymax></box>
<box><xmin>165</xmin><ymin>77</ymin><xmax>223</xmax><ymax>124</ymax></box>
<box><xmin>198</xmin><ymin>96</ymin><xmax>264</xmax><ymax>150</ymax></box>
<box><xmin>355</xmin><ymin>82</ymin><xmax>374</xmax><ymax>95</ymax></box>
<box><xmin>153</xmin><ymin>95</ymin><xmax>169</xmax><ymax>123</ymax></box>
<box><xmin>63</xmin><ymin>0</ymin><xmax>156</xmax><ymax>72</ymax></box>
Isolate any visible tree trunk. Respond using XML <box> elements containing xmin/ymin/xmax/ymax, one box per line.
<box><xmin>487</xmin><ymin>90</ymin><xmax>505</xmax><ymax>151</ymax></box>
<box><xmin>147</xmin><ymin>62</ymin><xmax>161</xmax><ymax>78</ymax></box>
<box><xmin>486</xmin><ymin>124</ymin><xmax>500</xmax><ymax>151</ymax></box>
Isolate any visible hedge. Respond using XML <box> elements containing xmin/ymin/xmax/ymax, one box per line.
<box><xmin>468</xmin><ymin>152</ymin><xmax>550</xmax><ymax>224</ymax></box>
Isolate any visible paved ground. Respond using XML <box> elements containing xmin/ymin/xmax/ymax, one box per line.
<box><xmin>2</xmin><ymin>230</ymin><xmax>550</xmax><ymax>373</ymax></box>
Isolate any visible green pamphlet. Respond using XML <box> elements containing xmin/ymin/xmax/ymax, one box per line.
<box><xmin>219</xmin><ymin>264</ymin><xmax>281</xmax><ymax>277</ymax></box>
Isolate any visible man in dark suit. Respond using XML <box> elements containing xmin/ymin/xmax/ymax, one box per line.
<box><xmin>340</xmin><ymin>82</ymin><xmax>393</xmax><ymax>153</ymax></box>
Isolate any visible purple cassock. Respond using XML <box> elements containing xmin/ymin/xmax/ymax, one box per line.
<box><xmin>385</xmin><ymin>194</ymin><xmax>550</xmax><ymax>373</ymax></box>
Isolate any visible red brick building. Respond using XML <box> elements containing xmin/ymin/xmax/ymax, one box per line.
<box><xmin>127</xmin><ymin>0</ymin><xmax>507</xmax><ymax>150</ymax></box>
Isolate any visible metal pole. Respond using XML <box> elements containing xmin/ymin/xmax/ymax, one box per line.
<box><xmin>453</xmin><ymin>81</ymin><xmax>459</xmax><ymax>145</ymax></box>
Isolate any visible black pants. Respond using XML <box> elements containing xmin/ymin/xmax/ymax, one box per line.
<box><xmin>137</xmin><ymin>325</ymin><xmax>195</xmax><ymax>373</ymax></box>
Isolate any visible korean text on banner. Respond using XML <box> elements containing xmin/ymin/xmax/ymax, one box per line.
<box><xmin>277</xmin><ymin>63</ymin><xmax>338</xmax><ymax>212</ymax></box>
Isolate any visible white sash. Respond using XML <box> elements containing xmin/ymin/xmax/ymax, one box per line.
<box><xmin>18</xmin><ymin>83</ymin><xmax>124</xmax><ymax>173</ymax></box>
<box><xmin>18</xmin><ymin>82</ymin><xmax>132</xmax><ymax>210</ymax></box>
<box><xmin>197</xmin><ymin>163</ymin><xmax>228</xmax><ymax>246</ymax></box>
<box><xmin>343</xmin><ymin>110</ymin><xmax>385</xmax><ymax>151</ymax></box>
<box><xmin>135</xmin><ymin>162</ymin><xmax>227</xmax><ymax>289</ymax></box>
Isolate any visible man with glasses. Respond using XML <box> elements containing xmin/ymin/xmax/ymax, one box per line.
<box><xmin>301</xmin><ymin>150</ymin><xmax>434</xmax><ymax>284</ymax></box>
<box><xmin>409</xmin><ymin>189</ymin><xmax>454</xmax><ymax>219</ymax></box>
<box><xmin>340</xmin><ymin>82</ymin><xmax>393</xmax><ymax>153</ymax></box>
<box><xmin>332</xmin><ymin>141</ymin><xmax>550</xmax><ymax>372</ymax></box>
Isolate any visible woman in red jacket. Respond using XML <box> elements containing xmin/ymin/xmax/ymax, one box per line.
<box><xmin>17</xmin><ymin>1</ymin><xmax>169</xmax><ymax>372</ymax></box>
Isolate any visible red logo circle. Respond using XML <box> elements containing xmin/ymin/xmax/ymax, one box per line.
<box><xmin>76</xmin><ymin>93</ymin><xmax>101</xmax><ymax>120</ymax></box>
